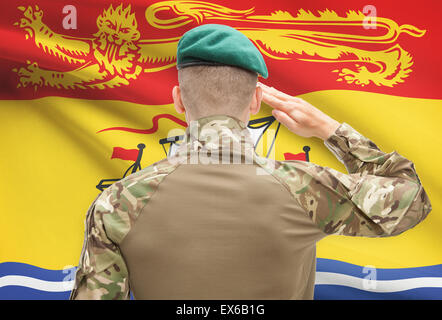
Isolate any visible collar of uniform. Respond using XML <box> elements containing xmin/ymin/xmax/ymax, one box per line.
<box><xmin>177</xmin><ymin>114</ymin><xmax>255</xmax><ymax>155</ymax></box>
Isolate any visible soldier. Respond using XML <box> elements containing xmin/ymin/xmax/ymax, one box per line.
<box><xmin>70</xmin><ymin>24</ymin><xmax>431</xmax><ymax>300</ymax></box>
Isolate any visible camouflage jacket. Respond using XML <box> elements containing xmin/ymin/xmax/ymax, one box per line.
<box><xmin>70</xmin><ymin>115</ymin><xmax>431</xmax><ymax>300</ymax></box>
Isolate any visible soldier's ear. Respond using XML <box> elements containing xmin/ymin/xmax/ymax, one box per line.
<box><xmin>172</xmin><ymin>85</ymin><xmax>185</xmax><ymax>114</ymax></box>
<box><xmin>250</xmin><ymin>85</ymin><xmax>262</xmax><ymax>115</ymax></box>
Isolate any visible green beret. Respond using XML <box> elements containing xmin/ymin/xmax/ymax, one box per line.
<box><xmin>176</xmin><ymin>24</ymin><xmax>268</xmax><ymax>79</ymax></box>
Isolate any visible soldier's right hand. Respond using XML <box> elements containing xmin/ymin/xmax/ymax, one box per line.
<box><xmin>258</xmin><ymin>82</ymin><xmax>340</xmax><ymax>141</ymax></box>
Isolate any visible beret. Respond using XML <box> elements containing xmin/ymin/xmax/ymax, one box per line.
<box><xmin>176</xmin><ymin>24</ymin><xmax>268</xmax><ymax>79</ymax></box>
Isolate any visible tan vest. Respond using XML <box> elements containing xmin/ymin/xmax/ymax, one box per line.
<box><xmin>120</xmin><ymin>160</ymin><xmax>326</xmax><ymax>299</ymax></box>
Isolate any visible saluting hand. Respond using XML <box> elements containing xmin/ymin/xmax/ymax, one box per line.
<box><xmin>258</xmin><ymin>82</ymin><xmax>340</xmax><ymax>141</ymax></box>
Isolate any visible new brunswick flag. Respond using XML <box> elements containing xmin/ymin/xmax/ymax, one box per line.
<box><xmin>0</xmin><ymin>0</ymin><xmax>441</xmax><ymax>299</ymax></box>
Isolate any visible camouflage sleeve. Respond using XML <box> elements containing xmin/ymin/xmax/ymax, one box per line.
<box><xmin>69</xmin><ymin>159</ymin><xmax>178</xmax><ymax>300</ymax></box>
<box><xmin>69</xmin><ymin>188</ymin><xmax>130</xmax><ymax>300</ymax></box>
<box><xmin>278</xmin><ymin>122</ymin><xmax>432</xmax><ymax>237</ymax></box>
<box><xmin>325</xmin><ymin>122</ymin><xmax>423</xmax><ymax>181</ymax></box>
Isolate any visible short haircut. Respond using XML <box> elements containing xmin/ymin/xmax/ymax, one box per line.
<box><xmin>178</xmin><ymin>65</ymin><xmax>258</xmax><ymax>119</ymax></box>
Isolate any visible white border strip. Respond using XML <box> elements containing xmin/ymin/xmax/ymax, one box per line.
<box><xmin>1</xmin><ymin>273</ymin><xmax>442</xmax><ymax>294</ymax></box>
<box><xmin>315</xmin><ymin>272</ymin><xmax>442</xmax><ymax>293</ymax></box>
<box><xmin>0</xmin><ymin>276</ymin><xmax>74</xmax><ymax>292</ymax></box>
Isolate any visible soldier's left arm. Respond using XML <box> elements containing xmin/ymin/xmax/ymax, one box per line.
<box><xmin>278</xmin><ymin>123</ymin><xmax>432</xmax><ymax>237</ymax></box>
<box><xmin>69</xmin><ymin>189</ymin><xmax>131</xmax><ymax>300</ymax></box>
<box><xmin>260</xmin><ymin>82</ymin><xmax>432</xmax><ymax>237</ymax></box>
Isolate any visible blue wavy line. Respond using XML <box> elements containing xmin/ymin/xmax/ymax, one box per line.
<box><xmin>3</xmin><ymin>259</ymin><xmax>441</xmax><ymax>282</ymax></box>
<box><xmin>314</xmin><ymin>285</ymin><xmax>442</xmax><ymax>300</ymax></box>
<box><xmin>1</xmin><ymin>259</ymin><xmax>441</xmax><ymax>300</ymax></box>
<box><xmin>0</xmin><ymin>262</ymin><xmax>75</xmax><ymax>282</ymax></box>
<box><xmin>1</xmin><ymin>284</ymin><xmax>441</xmax><ymax>300</ymax></box>
<box><xmin>0</xmin><ymin>286</ymin><xmax>71</xmax><ymax>300</ymax></box>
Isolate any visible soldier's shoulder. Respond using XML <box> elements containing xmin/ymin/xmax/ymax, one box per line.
<box><xmin>92</xmin><ymin>157</ymin><xmax>180</xmax><ymax>243</ymax></box>
<box><xmin>116</xmin><ymin>157</ymin><xmax>179</xmax><ymax>189</ymax></box>
<box><xmin>253</xmin><ymin>155</ymin><xmax>316</xmax><ymax>187</ymax></box>
<box><xmin>255</xmin><ymin>155</ymin><xmax>317</xmax><ymax>177</ymax></box>
<box><xmin>102</xmin><ymin>157</ymin><xmax>179</xmax><ymax>209</ymax></box>
<box><xmin>256</xmin><ymin>156</ymin><xmax>347</xmax><ymax>192</ymax></box>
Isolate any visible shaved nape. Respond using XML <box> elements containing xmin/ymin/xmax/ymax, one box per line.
<box><xmin>178</xmin><ymin>65</ymin><xmax>257</xmax><ymax>120</ymax></box>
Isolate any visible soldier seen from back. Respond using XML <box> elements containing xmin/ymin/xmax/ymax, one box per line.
<box><xmin>70</xmin><ymin>24</ymin><xmax>432</xmax><ymax>300</ymax></box>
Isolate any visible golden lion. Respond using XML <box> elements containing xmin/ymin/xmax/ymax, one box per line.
<box><xmin>14</xmin><ymin>4</ymin><xmax>178</xmax><ymax>90</ymax></box>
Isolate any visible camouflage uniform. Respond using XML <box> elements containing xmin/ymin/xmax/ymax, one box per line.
<box><xmin>70</xmin><ymin>115</ymin><xmax>431</xmax><ymax>300</ymax></box>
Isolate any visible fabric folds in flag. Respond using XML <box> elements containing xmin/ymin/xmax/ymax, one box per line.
<box><xmin>0</xmin><ymin>0</ymin><xmax>440</xmax><ymax>300</ymax></box>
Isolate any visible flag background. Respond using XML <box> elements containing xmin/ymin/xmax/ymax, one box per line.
<box><xmin>0</xmin><ymin>0</ymin><xmax>441</xmax><ymax>299</ymax></box>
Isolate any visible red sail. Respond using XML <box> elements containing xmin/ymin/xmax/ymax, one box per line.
<box><xmin>111</xmin><ymin>147</ymin><xmax>139</xmax><ymax>161</ymax></box>
<box><xmin>284</xmin><ymin>152</ymin><xmax>306</xmax><ymax>161</ymax></box>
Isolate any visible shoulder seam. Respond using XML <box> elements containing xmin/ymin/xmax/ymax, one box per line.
<box><xmin>119</xmin><ymin>160</ymin><xmax>183</xmax><ymax>245</ymax></box>
<box><xmin>255</xmin><ymin>158</ymin><xmax>306</xmax><ymax>211</ymax></box>
<box><xmin>255</xmin><ymin>159</ymin><xmax>327</xmax><ymax>237</ymax></box>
